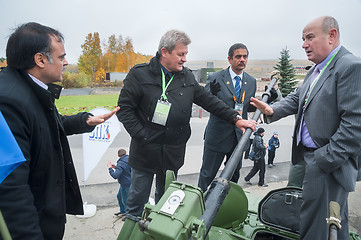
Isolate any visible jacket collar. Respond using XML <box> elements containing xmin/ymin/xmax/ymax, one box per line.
<box><xmin>149</xmin><ymin>52</ymin><xmax>186</xmax><ymax>77</ymax></box>
<box><xmin>15</xmin><ymin>68</ymin><xmax>56</xmax><ymax>110</ymax></box>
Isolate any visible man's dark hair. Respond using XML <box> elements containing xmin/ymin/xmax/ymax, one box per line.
<box><xmin>228</xmin><ymin>43</ymin><xmax>249</xmax><ymax>58</ymax></box>
<box><xmin>6</xmin><ymin>22</ymin><xmax>64</xmax><ymax>70</ymax></box>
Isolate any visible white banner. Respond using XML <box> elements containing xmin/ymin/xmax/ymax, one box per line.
<box><xmin>82</xmin><ymin>108</ymin><xmax>121</xmax><ymax>182</ymax></box>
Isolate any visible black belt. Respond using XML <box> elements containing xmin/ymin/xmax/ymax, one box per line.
<box><xmin>303</xmin><ymin>145</ymin><xmax>317</xmax><ymax>152</ymax></box>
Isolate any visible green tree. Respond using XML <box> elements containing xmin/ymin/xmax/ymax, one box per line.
<box><xmin>0</xmin><ymin>57</ymin><xmax>6</xmax><ymax>68</ymax></box>
<box><xmin>274</xmin><ymin>47</ymin><xmax>298</xmax><ymax>97</ymax></box>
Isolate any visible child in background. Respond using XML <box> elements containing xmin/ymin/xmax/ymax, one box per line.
<box><xmin>107</xmin><ymin>149</ymin><xmax>131</xmax><ymax>217</ymax></box>
<box><xmin>268</xmin><ymin>131</ymin><xmax>280</xmax><ymax>167</ymax></box>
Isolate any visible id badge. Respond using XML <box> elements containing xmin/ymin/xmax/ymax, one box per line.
<box><xmin>152</xmin><ymin>100</ymin><xmax>171</xmax><ymax>126</ymax></box>
<box><xmin>234</xmin><ymin>102</ymin><xmax>243</xmax><ymax>115</ymax></box>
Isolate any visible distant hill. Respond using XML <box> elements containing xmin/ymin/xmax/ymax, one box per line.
<box><xmin>185</xmin><ymin>59</ymin><xmax>312</xmax><ymax>79</ymax></box>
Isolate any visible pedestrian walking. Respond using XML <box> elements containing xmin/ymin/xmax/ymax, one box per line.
<box><xmin>244</xmin><ymin>128</ymin><xmax>268</xmax><ymax>187</ymax></box>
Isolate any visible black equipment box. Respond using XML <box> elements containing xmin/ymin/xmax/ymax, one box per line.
<box><xmin>258</xmin><ymin>187</ymin><xmax>303</xmax><ymax>234</ymax></box>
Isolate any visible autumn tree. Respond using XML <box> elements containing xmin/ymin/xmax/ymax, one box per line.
<box><xmin>115</xmin><ymin>38</ymin><xmax>136</xmax><ymax>72</ymax></box>
<box><xmin>274</xmin><ymin>47</ymin><xmax>298</xmax><ymax>97</ymax></box>
<box><xmin>95</xmin><ymin>68</ymin><xmax>106</xmax><ymax>83</ymax></box>
<box><xmin>78</xmin><ymin>32</ymin><xmax>154</xmax><ymax>83</ymax></box>
<box><xmin>102</xmin><ymin>34</ymin><xmax>124</xmax><ymax>72</ymax></box>
<box><xmin>0</xmin><ymin>57</ymin><xmax>7</xmax><ymax>68</ymax></box>
<box><xmin>78</xmin><ymin>32</ymin><xmax>102</xmax><ymax>83</ymax></box>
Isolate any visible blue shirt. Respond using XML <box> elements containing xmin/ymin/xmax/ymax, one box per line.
<box><xmin>300</xmin><ymin>45</ymin><xmax>341</xmax><ymax>148</ymax></box>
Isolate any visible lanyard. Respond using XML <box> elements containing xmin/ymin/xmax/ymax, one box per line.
<box><xmin>160</xmin><ymin>68</ymin><xmax>175</xmax><ymax>101</ymax></box>
<box><xmin>233</xmin><ymin>91</ymin><xmax>245</xmax><ymax>103</ymax></box>
<box><xmin>304</xmin><ymin>49</ymin><xmax>339</xmax><ymax>105</ymax></box>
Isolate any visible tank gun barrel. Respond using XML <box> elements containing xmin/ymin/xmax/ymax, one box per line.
<box><xmin>200</xmin><ymin>72</ymin><xmax>280</xmax><ymax>237</ymax></box>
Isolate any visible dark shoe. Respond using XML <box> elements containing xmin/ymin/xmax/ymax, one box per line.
<box><xmin>245</xmin><ymin>179</ymin><xmax>252</xmax><ymax>185</ymax></box>
<box><xmin>114</xmin><ymin>212</ymin><xmax>126</xmax><ymax>217</ymax></box>
<box><xmin>272</xmin><ymin>164</ymin><xmax>276</xmax><ymax>167</ymax></box>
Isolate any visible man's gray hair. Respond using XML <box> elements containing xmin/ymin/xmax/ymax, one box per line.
<box><xmin>158</xmin><ymin>30</ymin><xmax>191</xmax><ymax>54</ymax></box>
<box><xmin>322</xmin><ymin>16</ymin><xmax>340</xmax><ymax>38</ymax></box>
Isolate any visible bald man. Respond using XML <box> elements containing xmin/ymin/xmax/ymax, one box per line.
<box><xmin>251</xmin><ymin>16</ymin><xmax>361</xmax><ymax>239</ymax></box>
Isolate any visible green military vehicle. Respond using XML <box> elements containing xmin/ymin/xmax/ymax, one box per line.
<box><xmin>117</xmin><ymin>74</ymin><xmax>360</xmax><ymax>240</ymax></box>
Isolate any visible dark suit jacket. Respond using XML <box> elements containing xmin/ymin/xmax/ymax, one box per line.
<box><xmin>204</xmin><ymin>67</ymin><xmax>256</xmax><ymax>153</ymax></box>
<box><xmin>269</xmin><ymin>46</ymin><xmax>361</xmax><ymax>192</ymax></box>
<box><xmin>0</xmin><ymin>67</ymin><xmax>94</xmax><ymax>239</ymax></box>
<box><xmin>117</xmin><ymin>54</ymin><xmax>239</xmax><ymax>173</ymax></box>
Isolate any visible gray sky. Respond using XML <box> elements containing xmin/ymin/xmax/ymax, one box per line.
<box><xmin>1</xmin><ymin>0</ymin><xmax>361</xmax><ymax>64</ymax></box>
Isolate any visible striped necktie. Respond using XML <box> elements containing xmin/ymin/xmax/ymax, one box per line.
<box><xmin>234</xmin><ymin>75</ymin><xmax>241</xmax><ymax>100</ymax></box>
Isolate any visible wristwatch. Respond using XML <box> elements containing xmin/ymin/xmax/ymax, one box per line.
<box><xmin>233</xmin><ymin>114</ymin><xmax>242</xmax><ymax>124</ymax></box>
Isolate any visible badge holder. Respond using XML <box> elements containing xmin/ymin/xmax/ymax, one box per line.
<box><xmin>234</xmin><ymin>91</ymin><xmax>245</xmax><ymax>116</ymax></box>
<box><xmin>234</xmin><ymin>102</ymin><xmax>243</xmax><ymax>115</ymax></box>
<box><xmin>152</xmin><ymin>100</ymin><xmax>171</xmax><ymax>126</ymax></box>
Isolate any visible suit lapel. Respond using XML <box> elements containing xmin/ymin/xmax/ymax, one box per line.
<box><xmin>222</xmin><ymin>67</ymin><xmax>236</xmax><ymax>97</ymax></box>
<box><xmin>304</xmin><ymin>67</ymin><xmax>331</xmax><ymax>109</ymax></box>
<box><xmin>240</xmin><ymin>73</ymin><xmax>251</xmax><ymax>100</ymax></box>
<box><xmin>304</xmin><ymin>47</ymin><xmax>348</xmax><ymax>110</ymax></box>
<box><xmin>299</xmin><ymin>66</ymin><xmax>316</xmax><ymax>109</ymax></box>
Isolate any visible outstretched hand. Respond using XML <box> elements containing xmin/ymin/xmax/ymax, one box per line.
<box><xmin>86</xmin><ymin>106</ymin><xmax>120</xmax><ymax>126</ymax></box>
<box><xmin>250</xmin><ymin>97</ymin><xmax>274</xmax><ymax>115</ymax></box>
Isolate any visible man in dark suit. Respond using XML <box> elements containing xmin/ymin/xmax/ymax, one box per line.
<box><xmin>198</xmin><ymin>43</ymin><xmax>257</xmax><ymax>192</ymax></box>
<box><xmin>0</xmin><ymin>22</ymin><xmax>118</xmax><ymax>239</ymax></box>
<box><xmin>251</xmin><ymin>16</ymin><xmax>361</xmax><ymax>239</ymax></box>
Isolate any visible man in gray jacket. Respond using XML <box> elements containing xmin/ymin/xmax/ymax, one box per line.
<box><xmin>251</xmin><ymin>16</ymin><xmax>361</xmax><ymax>239</ymax></box>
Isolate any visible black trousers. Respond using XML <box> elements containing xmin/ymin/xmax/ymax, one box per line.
<box><xmin>244</xmin><ymin>157</ymin><xmax>265</xmax><ymax>186</ymax></box>
<box><xmin>268</xmin><ymin>150</ymin><xmax>276</xmax><ymax>165</ymax></box>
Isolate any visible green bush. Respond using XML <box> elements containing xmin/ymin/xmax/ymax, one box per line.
<box><xmin>61</xmin><ymin>71</ymin><xmax>91</xmax><ymax>88</ymax></box>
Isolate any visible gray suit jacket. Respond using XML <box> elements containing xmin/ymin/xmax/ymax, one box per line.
<box><xmin>269</xmin><ymin>46</ymin><xmax>361</xmax><ymax>192</ymax></box>
<box><xmin>204</xmin><ymin>67</ymin><xmax>256</xmax><ymax>153</ymax></box>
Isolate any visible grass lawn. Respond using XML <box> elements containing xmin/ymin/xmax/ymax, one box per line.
<box><xmin>55</xmin><ymin>94</ymin><xmax>119</xmax><ymax>115</ymax></box>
